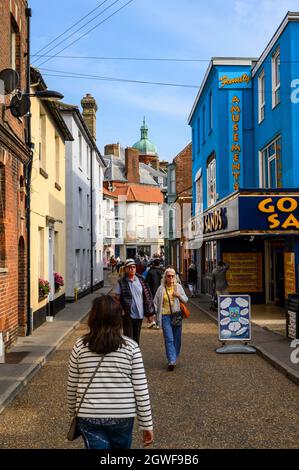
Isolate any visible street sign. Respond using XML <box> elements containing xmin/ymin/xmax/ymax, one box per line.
<box><xmin>218</xmin><ymin>294</ymin><xmax>251</xmax><ymax>341</ymax></box>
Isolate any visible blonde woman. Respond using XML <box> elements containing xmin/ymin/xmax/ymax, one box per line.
<box><xmin>153</xmin><ymin>267</ymin><xmax>188</xmax><ymax>371</ymax></box>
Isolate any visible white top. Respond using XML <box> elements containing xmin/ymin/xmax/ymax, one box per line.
<box><xmin>153</xmin><ymin>284</ymin><xmax>188</xmax><ymax>326</ymax></box>
<box><xmin>67</xmin><ymin>336</ymin><xmax>153</xmax><ymax>430</ymax></box>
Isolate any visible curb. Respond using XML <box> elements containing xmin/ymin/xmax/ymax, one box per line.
<box><xmin>189</xmin><ymin>298</ymin><xmax>299</xmax><ymax>387</ymax></box>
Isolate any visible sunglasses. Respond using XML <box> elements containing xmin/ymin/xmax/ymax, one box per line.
<box><xmin>166</xmin><ymin>274</ymin><xmax>175</xmax><ymax>278</ymax></box>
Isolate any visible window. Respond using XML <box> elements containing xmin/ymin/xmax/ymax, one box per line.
<box><xmin>137</xmin><ymin>225</ymin><xmax>145</xmax><ymax>238</ymax></box>
<box><xmin>75</xmin><ymin>250</ymin><xmax>80</xmax><ymax>285</ymax></box>
<box><xmin>209</xmin><ymin>92</ymin><xmax>213</xmax><ymax>130</ymax></box>
<box><xmin>207</xmin><ymin>157</ymin><xmax>216</xmax><ymax>207</ymax></box>
<box><xmin>39</xmin><ymin>113</ymin><xmax>46</xmax><ymax>169</ymax></box>
<box><xmin>10</xmin><ymin>16</ymin><xmax>20</xmax><ymax>80</ymax></box>
<box><xmin>54</xmin><ymin>231</ymin><xmax>59</xmax><ymax>273</ymax></box>
<box><xmin>78</xmin><ymin>132</ymin><xmax>82</xmax><ymax>168</ymax></box>
<box><xmin>115</xmin><ymin>221</ymin><xmax>121</xmax><ymax>239</ymax></box>
<box><xmin>0</xmin><ymin>164</ymin><xmax>5</xmax><ymax>219</ymax></box>
<box><xmin>272</xmin><ymin>47</ymin><xmax>280</xmax><ymax>108</ymax></box>
<box><xmin>202</xmin><ymin>106</ymin><xmax>206</xmax><ymax>142</ymax></box>
<box><xmin>87</xmin><ymin>145</ymin><xmax>90</xmax><ymax>177</ymax></box>
<box><xmin>258</xmin><ymin>70</ymin><xmax>265</xmax><ymax>123</ymax></box>
<box><xmin>86</xmin><ymin>194</ymin><xmax>90</xmax><ymax>229</ymax></box>
<box><xmin>78</xmin><ymin>187</ymin><xmax>83</xmax><ymax>226</ymax></box>
<box><xmin>82</xmin><ymin>250</ymin><xmax>86</xmax><ymax>285</ymax></box>
<box><xmin>55</xmin><ymin>134</ymin><xmax>60</xmax><ymax>183</ymax></box>
<box><xmin>38</xmin><ymin>227</ymin><xmax>44</xmax><ymax>278</ymax></box>
<box><xmin>197</xmin><ymin>117</ymin><xmax>200</xmax><ymax>150</ymax></box>
<box><xmin>158</xmin><ymin>226</ymin><xmax>163</xmax><ymax>237</ymax></box>
<box><xmin>115</xmin><ymin>204</ymin><xmax>119</xmax><ymax>219</ymax></box>
<box><xmin>260</xmin><ymin>136</ymin><xmax>282</xmax><ymax>189</ymax></box>
<box><xmin>137</xmin><ymin>204</ymin><xmax>144</xmax><ymax>217</ymax></box>
<box><xmin>158</xmin><ymin>204</ymin><xmax>163</xmax><ymax>217</ymax></box>
<box><xmin>106</xmin><ymin>220</ymin><xmax>111</xmax><ymax>237</ymax></box>
<box><xmin>195</xmin><ymin>174</ymin><xmax>203</xmax><ymax>214</ymax></box>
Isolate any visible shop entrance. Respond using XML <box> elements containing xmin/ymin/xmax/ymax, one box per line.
<box><xmin>267</xmin><ymin>240</ymin><xmax>285</xmax><ymax>306</ymax></box>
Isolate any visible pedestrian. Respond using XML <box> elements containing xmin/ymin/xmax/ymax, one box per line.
<box><xmin>67</xmin><ymin>295</ymin><xmax>154</xmax><ymax>449</ymax></box>
<box><xmin>146</xmin><ymin>259</ymin><xmax>164</xmax><ymax>328</ymax></box>
<box><xmin>153</xmin><ymin>267</ymin><xmax>188</xmax><ymax>371</ymax></box>
<box><xmin>110</xmin><ymin>256</ymin><xmax>117</xmax><ymax>273</ymax></box>
<box><xmin>212</xmin><ymin>260</ymin><xmax>230</xmax><ymax>295</ymax></box>
<box><xmin>187</xmin><ymin>263</ymin><xmax>198</xmax><ymax>297</ymax></box>
<box><xmin>115</xmin><ymin>259</ymin><xmax>155</xmax><ymax>344</ymax></box>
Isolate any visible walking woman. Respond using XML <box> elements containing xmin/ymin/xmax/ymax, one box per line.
<box><xmin>153</xmin><ymin>267</ymin><xmax>188</xmax><ymax>371</ymax></box>
<box><xmin>67</xmin><ymin>295</ymin><xmax>153</xmax><ymax>449</ymax></box>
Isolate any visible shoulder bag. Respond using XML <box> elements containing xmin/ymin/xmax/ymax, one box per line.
<box><xmin>165</xmin><ymin>288</ymin><xmax>183</xmax><ymax>327</ymax></box>
<box><xmin>67</xmin><ymin>354</ymin><xmax>105</xmax><ymax>441</ymax></box>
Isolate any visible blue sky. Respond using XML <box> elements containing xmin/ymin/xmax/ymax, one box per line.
<box><xmin>30</xmin><ymin>0</ymin><xmax>299</xmax><ymax>161</ymax></box>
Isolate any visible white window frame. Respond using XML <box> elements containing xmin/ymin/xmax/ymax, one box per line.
<box><xmin>272</xmin><ymin>47</ymin><xmax>280</xmax><ymax>108</ymax></box>
<box><xmin>258</xmin><ymin>69</ymin><xmax>265</xmax><ymax>123</ymax></box>
<box><xmin>207</xmin><ymin>158</ymin><xmax>216</xmax><ymax>207</ymax></box>
<box><xmin>259</xmin><ymin>136</ymin><xmax>281</xmax><ymax>188</ymax></box>
<box><xmin>195</xmin><ymin>174</ymin><xmax>203</xmax><ymax>215</ymax></box>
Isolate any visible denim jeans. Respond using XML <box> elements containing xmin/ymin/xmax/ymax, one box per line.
<box><xmin>162</xmin><ymin>314</ymin><xmax>182</xmax><ymax>365</ymax></box>
<box><xmin>77</xmin><ymin>417</ymin><xmax>134</xmax><ymax>449</ymax></box>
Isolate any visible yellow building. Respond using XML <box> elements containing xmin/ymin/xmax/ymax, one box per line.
<box><xmin>30</xmin><ymin>68</ymin><xmax>73</xmax><ymax>329</ymax></box>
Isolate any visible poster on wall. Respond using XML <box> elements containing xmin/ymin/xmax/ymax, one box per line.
<box><xmin>218</xmin><ymin>295</ymin><xmax>251</xmax><ymax>341</ymax></box>
<box><xmin>284</xmin><ymin>252</ymin><xmax>296</xmax><ymax>299</ymax></box>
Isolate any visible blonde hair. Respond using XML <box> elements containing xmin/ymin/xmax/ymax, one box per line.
<box><xmin>161</xmin><ymin>267</ymin><xmax>177</xmax><ymax>288</ymax></box>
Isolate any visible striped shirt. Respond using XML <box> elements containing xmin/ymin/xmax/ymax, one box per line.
<box><xmin>67</xmin><ymin>336</ymin><xmax>153</xmax><ymax>430</ymax></box>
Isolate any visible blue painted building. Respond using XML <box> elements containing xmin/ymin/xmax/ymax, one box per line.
<box><xmin>189</xmin><ymin>12</ymin><xmax>299</xmax><ymax>306</ymax></box>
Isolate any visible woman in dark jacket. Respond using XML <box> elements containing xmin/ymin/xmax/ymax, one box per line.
<box><xmin>187</xmin><ymin>263</ymin><xmax>197</xmax><ymax>297</ymax></box>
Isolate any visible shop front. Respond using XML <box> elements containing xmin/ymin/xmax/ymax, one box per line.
<box><xmin>190</xmin><ymin>190</ymin><xmax>299</xmax><ymax>305</ymax></box>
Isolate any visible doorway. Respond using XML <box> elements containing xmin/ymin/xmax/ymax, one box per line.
<box><xmin>267</xmin><ymin>240</ymin><xmax>285</xmax><ymax>306</ymax></box>
<box><xmin>126</xmin><ymin>247</ymin><xmax>136</xmax><ymax>259</ymax></box>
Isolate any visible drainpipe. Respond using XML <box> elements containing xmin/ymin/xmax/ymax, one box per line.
<box><xmin>90</xmin><ymin>148</ymin><xmax>94</xmax><ymax>292</ymax></box>
<box><xmin>25</xmin><ymin>7</ymin><xmax>32</xmax><ymax>336</ymax></box>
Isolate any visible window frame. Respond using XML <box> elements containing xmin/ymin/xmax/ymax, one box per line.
<box><xmin>207</xmin><ymin>156</ymin><xmax>216</xmax><ymax>207</ymax></box>
<box><xmin>259</xmin><ymin>135</ymin><xmax>281</xmax><ymax>188</ymax></box>
<box><xmin>258</xmin><ymin>69</ymin><xmax>265</xmax><ymax>123</ymax></box>
<box><xmin>272</xmin><ymin>47</ymin><xmax>280</xmax><ymax>108</ymax></box>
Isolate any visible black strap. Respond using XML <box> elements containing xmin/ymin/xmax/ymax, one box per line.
<box><xmin>74</xmin><ymin>354</ymin><xmax>105</xmax><ymax>417</ymax></box>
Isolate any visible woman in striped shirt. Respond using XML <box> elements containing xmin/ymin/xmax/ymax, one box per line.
<box><xmin>67</xmin><ymin>295</ymin><xmax>154</xmax><ymax>449</ymax></box>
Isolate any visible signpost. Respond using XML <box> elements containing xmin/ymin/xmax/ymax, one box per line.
<box><xmin>216</xmin><ymin>294</ymin><xmax>256</xmax><ymax>353</ymax></box>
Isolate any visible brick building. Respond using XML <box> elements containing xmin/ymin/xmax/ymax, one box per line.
<box><xmin>0</xmin><ymin>0</ymin><xmax>30</xmax><ymax>346</ymax></box>
<box><xmin>165</xmin><ymin>143</ymin><xmax>192</xmax><ymax>284</ymax></box>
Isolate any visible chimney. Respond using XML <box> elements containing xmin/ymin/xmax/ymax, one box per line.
<box><xmin>125</xmin><ymin>147</ymin><xmax>140</xmax><ymax>184</ymax></box>
<box><xmin>81</xmin><ymin>93</ymin><xmax>98</xmax><ymax>140</ymax></box>
<box><xmin>104</xmin><ymin>143</ymin><xmax>120</xmax><ymax>157</ymax></box>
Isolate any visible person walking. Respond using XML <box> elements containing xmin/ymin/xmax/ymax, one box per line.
<box><xmin>115</xmin><ymin>259</ymin><xmax>155</xmax><ymax>344</ymax></box>
<box><xmin>146</xmin><ymin>259</ymin><xmax>164</xmax><ymax>328</ymax></box>
<box><xmin>187</xmin><ymin>263</ymin><xmax>198</xmax><ymax>297</ymax></box>
<box><xmin>67</xmin><ymin>295</ymin><xmax>153</xmax><ymax>449</ymax></box>
<box><xmin>153</xmin><ymin>267</ymin><xmax>188</xmax><ymax>371</ymax></box>
<box><xmin>212</xmin><ymin>260</ymin><xmax>230</xmax><ymax>295</ymax></box>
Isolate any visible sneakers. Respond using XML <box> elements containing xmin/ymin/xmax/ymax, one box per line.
<box><xmin>167</xmin><ymin>363</ymin><xmax>176</xmax><ymax>371</ymax></box>
<box><xmin>147</xmin><ymin>321</ymin><xmax>156</xmax><ymax>329</ymax></box>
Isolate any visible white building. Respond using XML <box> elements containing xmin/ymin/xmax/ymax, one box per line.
<box><xmin>103</xmin><ymin>187</ymin><xmax>117</xmax><ymax>267</ymax></box>
<box><xmin>59</xmin><ymin>95</ymin><xmax>106</xmax><ymax>300</ymax></box>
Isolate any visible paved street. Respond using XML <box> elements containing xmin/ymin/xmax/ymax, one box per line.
<box><xmin>0</xmin><ymin>294</ymin><xmax>298</xmax><ymax>449</ymax></box>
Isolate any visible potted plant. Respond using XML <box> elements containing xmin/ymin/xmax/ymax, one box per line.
<box><xmin>39</xmin><ymin>278</ymin><xmax>51</xmax><ymax>300</ymax></box>
<box><xmin>54</xmin><ymin>272</ymin><xmax>64</xmax><ymax>293</ymax></box>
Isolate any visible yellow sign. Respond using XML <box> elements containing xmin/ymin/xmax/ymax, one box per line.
<box><xmin>219</xmin><ymin>73</ymin><xmax>251</xmax><ymax>87</ymax></box>
<box><xmin>231</xmin><ymin>96</ymin><xmax>241</xmax><ymax>191</ymax></box>
<box><xmin>258</xmin><ymin>197</ymin><xmax>299</xmax><ymax>229</ymax></box>
<box><xmin>223</xmin><ymin>253</ymin><xmax>263</xmax><ymax>293</ymax></box>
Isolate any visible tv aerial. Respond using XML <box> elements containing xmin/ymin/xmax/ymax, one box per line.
<box><xmin>0</xmin><ymin>68</ymin><xmax>19</xmax><ymax>95</ymax></box>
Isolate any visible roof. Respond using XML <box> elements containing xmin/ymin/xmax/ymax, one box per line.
<box><xmin>57</xmin><ymin>101</ymin><xmax>106</xmax><ymax>167</ymax></box>
<box><xmin>30</xmin><ymin>67</ymin><xmax>73</xmax><ymax>142</ymax></box>
<box><xmin>103</xmin><ymin>187</ymin><xmax>117</xmax><ymax>198</ymax></box>
<box><xmin>188</xmin><ymin>57</ymin><xmax>256</xmax><ymax>124</ymax></box>
<box><xmin>104</xmin><ymin>155</ymin><xmax>160</xmax><ymax>186</ymax></box>
<box><xmin>110</xmin><ymin>183</ymin><xmax>163</xmax><ymax>204</ymax></box>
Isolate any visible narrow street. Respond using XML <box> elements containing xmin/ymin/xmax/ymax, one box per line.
<box><xmin>0</xmin><ymin>294</ymin><xmax>298</xmax><ymax>449</ymax></box>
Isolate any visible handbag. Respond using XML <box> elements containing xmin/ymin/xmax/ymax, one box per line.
<box><xmin>180</xmin><ymin>302</ymin><xmax>191</xmax><ymax>319</ymax></box>
<box><xmin>165</xmin><ymin>288</ymin><xmax>183</xmax><ymax>327</ymax></box>
<box><xmin>67</xmin><ymin>354</ymin><xmax>105</xmax><ymax>441</ymax></box>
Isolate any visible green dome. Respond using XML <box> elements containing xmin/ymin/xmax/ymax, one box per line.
<box><xmin>132</xmin><ymin>118</ymin><xmax>158</xmax><ymax>155</ymax></box>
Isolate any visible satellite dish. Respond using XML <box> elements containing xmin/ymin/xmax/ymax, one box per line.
<box><xmin>10</xmin><ymin>94</ymin><xmax>31</xmax><ymax>118</ymax></box>
<box><xmin>0</xmin><ymin>68</ymin><xmax>19</xmax><ymax>95</ymax></box>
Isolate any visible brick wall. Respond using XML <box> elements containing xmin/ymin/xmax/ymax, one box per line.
<box><xmin>175</xmin><ymin>142</ymin><xmax>192</xmax><ymax>196</ymax></box>
<box><xmin>125</xmin><ymin>147</ymin><xmax>140</xmax><ymax>184</ymax></box>
<box><xmin>0</xmin><ymin>0</ymin><xmax>29</xmax><ymax>347</ymax></box>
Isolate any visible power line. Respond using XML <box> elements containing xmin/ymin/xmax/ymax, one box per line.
<box><xmin>33</xmin><ymin>0</ymin><xmax>114</xmax><ymax>57</ymax></box>
<box><xmin>34</xmin><ymin>0</ymin><xmax>122</xmax><ymax>67</ymax></box>
<box><xmin>32</xmin><ymin>54</ymin><xmax>211</xmax><ymax>62</ymax></box>
<box><xmin>40</xmin><ymin>70</ymin><xmax>199</xmax><ymax>88</ymax></box>
<box><xmin>35</xmin><ymin>0</ymin><xmax>135</xmax><ymax>68</ymax></box>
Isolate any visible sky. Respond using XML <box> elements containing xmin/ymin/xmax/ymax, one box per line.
<box><xmin>30</xmin><ymin>0</ymin><xmax>299</xmax><ymax>162</ymax></box>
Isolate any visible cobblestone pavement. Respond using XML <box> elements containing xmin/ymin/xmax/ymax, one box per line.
<box><xmin>0</xmin><ymin>296</ymin><xmax>298</xmax><ymax>449</ymax></box>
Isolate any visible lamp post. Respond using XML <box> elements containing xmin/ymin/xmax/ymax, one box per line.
<box><xmin>24</xmin><ymin>7</ymin><xmax>64</xmax><ymax>335</ymax></box>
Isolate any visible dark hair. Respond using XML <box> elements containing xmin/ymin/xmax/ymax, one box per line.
<box><xmin>153</xmin><ymin>258</ymin><xmax>160</xmax><ymax>267</ymax></box>
<box><xmin>83</xmin><ymin>295</ymin><xmax>126</xmax><ymax>355</ymax></box>
<box><xmin>218</xmin><ymin>260</ymin><xmax>225</xmax><ymax>267</ymax></box>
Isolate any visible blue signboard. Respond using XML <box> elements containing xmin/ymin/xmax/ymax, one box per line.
<box><xmin>218</xmin><ymin>71</ymin><xmax>252</xmax><ymax>89</ymax></box>
<box><xmin>239</xmin><ymin>195</ymin><xmax>299</xmax><ymax>231</ymax></box>
<box><xmin>218</xmin><ymin>295</ymin><xmax>251</xmax><ymax>341</ymax></box>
